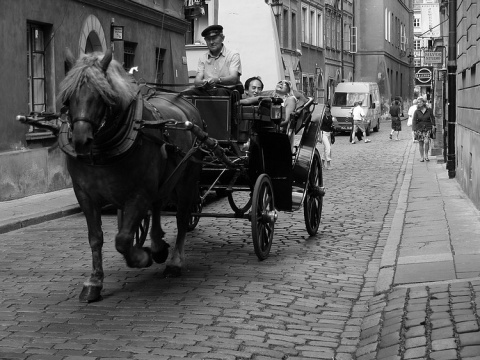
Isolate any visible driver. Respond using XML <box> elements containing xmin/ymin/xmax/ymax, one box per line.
<box><xmin>182</xmin><ymin>25</ymin><xmax>243</xmax><ymax>96</ymax></box>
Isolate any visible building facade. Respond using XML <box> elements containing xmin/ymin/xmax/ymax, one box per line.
<box><xmin>0</xmin><ymin>0</ymin><xmax>189</xmax><ymax>200</ymax></box>
<box><xmin>323</xmin><ymin>0</ymin><xmax>354</xmax><ymax>105</ymax></box>
<box><xmin>354</xmin><ymin>0</ymin><xmax>414</xmax><ymax>107</ymax></box>
<box><xmin>444</xmin><ymin>0</ymin><xmax>480</xmax><ymax>209</ymax></box>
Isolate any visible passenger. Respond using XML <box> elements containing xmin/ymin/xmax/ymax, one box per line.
<box><xmin>273</xmin><ymin>80</ymin><xmax>297</xmax><ymax>131</ymax></box>
<box><xmin>351</xmin><ymin>101</ymin><xmax>371</xmax><ymax>144</ymax></box>
<box><xmin>238</xmin><ymin>76</ymin><xmax>264</xmax><ymax>105</ymax></box>
<box><xmin>182</xmin><ymin>25</ymin><xmax>243</xmax><ymax>97</ymax></box>
<box><xmin>245</xmin><ymin>76</ymin><xmax>264</xmax><ymax>98</ymax></box>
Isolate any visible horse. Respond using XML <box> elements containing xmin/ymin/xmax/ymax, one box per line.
<box><xmin>57</xmin><ymin>49</ymin><xmax>203</xmax><ymax>302</ymax></box>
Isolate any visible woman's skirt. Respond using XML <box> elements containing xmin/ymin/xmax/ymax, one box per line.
<box><xmin>391</xmin><ymin>117</ymin><xmax>402</xmax><ymax>131</ymax></box>
<box><xmin>414</xmin><ymin>129</ymin><xmax>432</xmax><ymax>142</ymax></box>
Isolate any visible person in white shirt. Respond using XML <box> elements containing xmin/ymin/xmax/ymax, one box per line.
<box><xmin>351</xmin><ymin>101</ymin><xmax>371</xmax><ymax>144</ymax></box>
<box><xmin>407</xmin><ymin>99</ymin><xmax>418</xmax><ymax>142</ymax></box>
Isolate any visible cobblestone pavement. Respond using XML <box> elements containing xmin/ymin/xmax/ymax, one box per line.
<box><xmin>0</xmin><ymin>120</ymin><xmax>465</xmax><ymax>360</ymax></box>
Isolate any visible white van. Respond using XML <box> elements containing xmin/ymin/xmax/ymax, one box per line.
<box><xmin>331</xmin><ymin>82</ymin><xmax>381</xmax><ymax>134</ymax></box>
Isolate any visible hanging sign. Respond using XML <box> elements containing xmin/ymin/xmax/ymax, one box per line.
<box><xmin>424</xmin><ymin>51</ymin><xmax>442</xmax><ymax>64</ymax></box>
<box><xmin>415</xmin><ymin>67</ymin><xmax>433</xmax><ymax>85</ymax></box>
<box><xmin>111</xmin><ymin>25</ymin><xmax>124</xmax><ymax>41</ymax></box>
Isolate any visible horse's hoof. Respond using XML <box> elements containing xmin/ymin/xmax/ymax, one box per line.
<box><xmin>126</xmin><ymin>247</ymin><xmax>153</xmax><ymax>268</ymax></box>
<box><xmin>152</xmin><ymin>244</ymin><xmax>169</xmax><ymax>264</ymax></box>
<box><xmin>79</xmin><ymin>285</ymin><xmax>103</xmax><ymax>303</ymax></box>
<box><xmin>164</xmin><ymin>265</ymin><xmax>182</xmax><ymax>278</ymax></box>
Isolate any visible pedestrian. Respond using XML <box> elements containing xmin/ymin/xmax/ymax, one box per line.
<box><xmin>319</xmin><ymin>104</ymin><xmax>335</xmax><ymax>169</ymax></box>
<box><xmin>407</xmin><ymin>99</ymin><xmax>418</xmax><ymax>142</ymax></box>
<box><xmin>412</xmin><ymin>97</ymin><xmax>435</xmax><ymax>162</ymax></box>
<box><xmin>351</xmin><ymin>101</ymin><xmax>370</xmax><ymax>144</ymax></box>
<box><xmin>389</xmin><ymin>100</ymin><xmax>402</xmax><ymax>140</ymax></box>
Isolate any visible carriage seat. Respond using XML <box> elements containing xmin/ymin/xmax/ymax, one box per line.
<box><xmin>288</xmin><ymin>97</ymin><xmax>315</xmax><ymax>135</ymax></box>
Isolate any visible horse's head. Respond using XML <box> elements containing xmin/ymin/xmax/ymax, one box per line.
<box><xmin>58</xmin><ymin>48</ymin><xmax>137</xmax><ymax>155</ymax></box>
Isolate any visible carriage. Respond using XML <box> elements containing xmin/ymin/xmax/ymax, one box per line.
<box><xmin>179</xmin><ymin>87</ymin><xmax>325</xmax><ymax>259</ymax></box>
<box><xmin>16</xmin><ymin>49</ymin><xmax>325</xmax><ymax>302</ymax></box>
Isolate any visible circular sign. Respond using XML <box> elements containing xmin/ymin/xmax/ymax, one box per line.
<box><xmin>415</xmin><ymin>68</ymin><xmax>432</xmax><ymax>84</ymax></box>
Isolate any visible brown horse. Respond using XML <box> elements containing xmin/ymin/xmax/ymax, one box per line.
<box><xmin>58</xmin><ymin>49</ymin><xmax>202</xmax><ymax>302</ymax></box>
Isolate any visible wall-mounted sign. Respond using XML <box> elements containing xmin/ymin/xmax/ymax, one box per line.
<box><xmin>111</xmin><ymin>25</ymin><xmax>124</xmax><ymax>41</ymax></box>
<box><xmin>415</xmin><ymin>67</ymin><xmax>433</xmax><ymax>86</ymax></box>
<box><xmin>424</xmin><ymin>51</ymin><xmax>442</xmax><ymax>64</ymax></box>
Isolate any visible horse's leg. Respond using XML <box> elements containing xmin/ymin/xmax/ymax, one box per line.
<box><xmin>150</xmin><ymin>205</ymin><xmax>170</xmax><ymax>264</ymax></box>
<box><xmin>164</xmin><ymin>174</ymin><xmax>199</xmax><ymax>277</ymax></box>
<box><xmin>75</xmin><ymin>189</ymin><xmax>104</xmax><ymax>303</ymax></box>
<box><xmin>115</xmin><ymin>196</ymin><xmax>153</xmax><ymax>268</ymax></box>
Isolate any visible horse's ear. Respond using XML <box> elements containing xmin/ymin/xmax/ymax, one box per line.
<box><xmin>65</xmin><ymin>47</ymin><xmax>76</xmax><ymax>73</ymax></box>
<box><xmin>100</xmin><ymin>48</ymin><xmax>113</xmax><ymax>72</ymax></box>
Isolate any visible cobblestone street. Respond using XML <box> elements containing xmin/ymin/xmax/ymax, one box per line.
<box><xmin>0</xmin><ymin>122</ymin><xmax>438</xmax><ymax>359</ymax></box>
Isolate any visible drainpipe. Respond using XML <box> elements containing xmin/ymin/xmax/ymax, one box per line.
<box><xmin>340</xmin><ymin>0</ymin><xmax>344</xmax><ymax>80</ymax></box>
<box><xmin>446</xmin><ymin>0</ymin><xmax>456</xmax><ymax>178</ymax></box>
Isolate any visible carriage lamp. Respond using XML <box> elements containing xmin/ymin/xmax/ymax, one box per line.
<box><xmin>270</xmin><ymin>104</ymin><xmax>282</xmax><ymax>120</ymax></box>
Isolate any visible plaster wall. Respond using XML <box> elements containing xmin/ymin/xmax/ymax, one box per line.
<box><xmin>217</xmin><ymin>0</ymin><xmax>283</xmax><ymax>90</ymax></box>
<box><xmin>0</xmin><ymin>147</ymin><xmax>71</xmax><ymax>201</ymax></box>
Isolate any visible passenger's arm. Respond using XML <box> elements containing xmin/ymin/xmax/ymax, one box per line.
<box><xmin>280</xmin><ymin>97</ymin><xmax>296</xmax><ymax>127</ymax></box>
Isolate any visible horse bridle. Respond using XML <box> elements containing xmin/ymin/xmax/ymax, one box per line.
<box><xmin>63</xmin><ymin>101</ymin><xmax>113</xmax><ymax>138</ymax></box>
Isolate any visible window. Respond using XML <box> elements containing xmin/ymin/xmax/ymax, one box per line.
<box><xmin>123</xmin><ymin>41</ymin><xmax>137</xmax><ymax>71</ymax></box>
<box><xmin>27</xmin><ymin>23</ymin><xmax>46</xmax><ymax>114</ymax></box>
<box><xmin>310</xmin><ymin>10</ymin><xmax>315</xmax><ymax>45</ymax></box>
<box><xmin>155</xmin><ymin>48</ymin><xmax>166</xmax><ymax>84</ymax></box>
<box><xmin>337</xmin><ymin>17</ymin><xmax>341</xmax><ymax>50</ymax></box>
<box><xmin>317</xmin><ymin>13</ymin><xmax>323</xmax><ymax>47</ymax></box>
<box><xmin>283</xmin><ymin>9</ymin><xmax>289</xmax><ymax>48</ymax></box>
<box><xmin>385</xmin><ymin>9</ymin><xmax>388</xmax><ymax>40</ymax></box>
<box><xmin>414</xmin><ymin>39</ymin><xmax>421</xmax><ymax>50</ymax></box>
<box><xmin>291</xmin><ymin>12</ymin><xmax>297</xmax><ymax>49</ymax></box>
<box><xmin>414</xmin><ymin>17</ymin><xmax>420</xmax><ymax>28</ymax></box>
<box><xmin>350</xmin><ymin>26</ymin><xmax>357</xmax><ymax>53</ymax></box>
<box><xmin>326</xmin><ymin>12</ymin><xmax>331</xmax><ymax>48</ymax></box>
<box><xmin>344</xmin><ymin>23</ymin><xmax>351</xmax><ymax>52</ymax></box>
<box><xmin>301</xmin><ymin>7</ymin><xmax>307</xmax><ymax>43</ymax></box>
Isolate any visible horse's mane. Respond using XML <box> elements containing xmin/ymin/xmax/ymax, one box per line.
<box><xmin>58</xmin><ymin>52</ymin><xmax>138</xmax><ymax>109</ymax></box>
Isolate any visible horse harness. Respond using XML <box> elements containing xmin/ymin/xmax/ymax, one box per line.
<box><xmin>58</xmin><ymin>92</ymin><xmax>210</xmax><ymax>166</ymax></box>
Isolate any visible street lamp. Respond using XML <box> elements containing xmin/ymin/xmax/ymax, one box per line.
<box><xmin>268</xmin><ymin>0</ymin><xmax>283</xmax><ymax>17</ymax></box>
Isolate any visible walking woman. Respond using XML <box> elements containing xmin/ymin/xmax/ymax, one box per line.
<box><xmin>412</xmin><ymin>97</ymin><xmax>436</xmax><ymax>162</ymax></box>
<box><xmin>389</xmin><ymin>100</ymin><xmax>402</xmax><ymax>140</ymax></box>
<box><xmin>320</xmin><ymin>105</ymin><xmax>335</xmax><ymax>169</ymax></box>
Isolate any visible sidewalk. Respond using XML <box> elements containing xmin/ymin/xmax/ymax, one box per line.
<box><xmin>0</xmin><ymin>188</ymin><xmax>81</xmax><ymax>234</ymax></box>
<box><xmin>357</xmin><ymin>142</ymin><xmax>480</xmax><ymax>360</ymax></box>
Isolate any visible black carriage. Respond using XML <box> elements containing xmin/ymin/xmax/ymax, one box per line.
<box><xmin>181</xmin><ymin>89</ymin><xmax>325</xmax><ymax>260</ymax></box>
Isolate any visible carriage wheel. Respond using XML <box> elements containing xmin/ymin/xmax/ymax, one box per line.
<box><xmin>117</xmin><ymin>210</ymin><xmax>151</xmax><ymax>247</ymax></box>
<box><xmin>187</xmin><ymin>198</ymin><xmax>202</xmax><ymax>232</ymax></box>
<box><xmin>304</xmin><ymin>150</ymin><xmax>323</xmax><ymax>236</ymax></box>
<box><xmin>251</xmin><ymin>174</ymin><xmax>276</xmax><ymax>260</ymax></box>
<box><xmin>227</xmin><ymin>191</ymin><xmax>252</xmax><ymax>216</ymax></box>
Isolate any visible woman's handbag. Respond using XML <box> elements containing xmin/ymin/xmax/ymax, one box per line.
<box><xmin>430</xmin><ymin>127</ymin><xmax>436</xmax><ymax>139</ymax></box>
<box><xmin>330</xmin><ymin>132</ymin><xmax>335</xmax><ymax>145</ymax></box>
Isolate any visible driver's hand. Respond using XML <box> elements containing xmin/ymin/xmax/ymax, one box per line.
<box><xmin>206</xmin><ymin>78</ymin><xmax>217</xmax><ymax>85</ymax></box>
<box><xmin>195</xmin><ymin>80</ymin><xmax>208</xmax><ymax>87</ymax></box>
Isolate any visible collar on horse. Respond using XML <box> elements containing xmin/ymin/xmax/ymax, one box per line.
<box><xmin>58</xmin><ymin>92</ymin><xmax>149</xmax><ymax>164</ymax></box>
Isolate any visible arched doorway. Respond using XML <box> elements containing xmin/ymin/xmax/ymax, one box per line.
<box><xmin>78</xmin><ymin>15</ymin><xmax>107</xmax><ymax>54</ymax></box>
